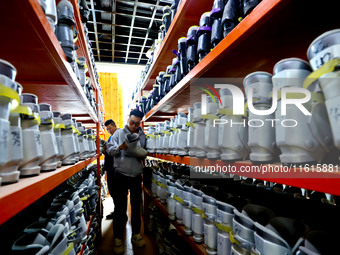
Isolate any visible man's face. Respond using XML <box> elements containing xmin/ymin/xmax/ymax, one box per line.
<box><xmin>128</xmin><ymin>115</ymin><xmax>142</xmax><ymax>132</ymax></box>
<box><xmin>105</xmin><ymin>124</ymin><xmax>117</xmax><ymax>135</ymax></box>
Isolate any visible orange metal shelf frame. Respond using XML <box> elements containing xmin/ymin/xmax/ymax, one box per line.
<box><xmin>143</xmin><ymin>187</ymin><xmax>207</xmax><ymax>255</ymax></box>
<box><xmin>0</xmin><ymin>0</ymin><xmax>97</xmax><ymax>122</ymax></box>
<box><xmin>147</xmin><ymin>153</ymin><xmax>340</xmax><ymax>196</ymax></box>
<box><xmin>0</xmin><ymin>0</ymin><xmax>103</xmax><ymax>227</ymax></box>
<box><xmin>143</xmin><ymin>0</ymin><xmax>340</xmax><ymax>122</ymax></box>
<box><xmin>70</xmin><ymin>0</ymin><xmax>105</xmax><ymax>113</ymax></box>
<box><xmin>71</xmin><ymin>0</ymin><xmax>97</xmax><ymax>91</ymax></box>
<box><xmin>77</xmin><ymin>214</ymin><xmax>94</xmax><ymax>255</ymax></box>
<box><xmin>0</xmin><ymin>155</ymin><xmax>99</xmax><ymax>225</ymax></box>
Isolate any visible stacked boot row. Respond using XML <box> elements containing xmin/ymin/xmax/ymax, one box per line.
<box><xmin>133</xmin><ymin>0</ymin><xmax>263</xmax><ymax>111</ymax></box>
<box><xmin>77</xmin><ymin>0</ymin><xmax>104</xmax><ymax>114</ymax></box>
<box><xmin>131</xmin><ymin>0</ymin><xmax>182</xmax><ymax>102</ymax></box>
<box><xmin>79</xmin><ymin>1</ymin><xmax>104</xmax><ymax>113</ymax></box>
<box><xmin>146</xmin><ymin>200</ymin><xmax>200</xmax><ymax>255</ymax></box>
<box><xmin>144</xmin><ymin>160</ymin><xmax>340</xmax><ymax>255</ymax></box>
<box><xmin>11</xmin><ymin>167</ymin><xmax>100</xmax><ymax>255</ymax></box>
<box><xmin>146</xmin><ymin>29</ymin><xmax>340</xmax><ymax>165</ymax></box>
<box><xmin>0</xmin><ymin>59</ymin><xmax>97</xmax><ymax>186</ymax></box>
<box><xmin>140</xmin><ymin>30</ymin><xmax>340</xmax><ymax>167</ymax></box>
<box><xmin>38</xmin><ymin>0</ymin><xmax>103</xmax><ymax>116</ymax></box>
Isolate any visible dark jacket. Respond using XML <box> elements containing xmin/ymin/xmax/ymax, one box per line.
<box><xmin>103</xmin><ymin>151</ymin><xmax>114</xmax><ymax>172</ymax></box>
<box><xmin>103</xmin><ymin>135</ymin><xmax>114</xmax><ymax>172</ymax></box>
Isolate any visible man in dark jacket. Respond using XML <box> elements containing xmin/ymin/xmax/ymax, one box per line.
<box><xmin>103</xmin><ymin>119</ymin><xmax>117</xmax><ymax>219</ymax></box>
<box><xmin>106</xmin><ymin>109</ymin><xmax>147</xmax><ymax>254</ymax></box>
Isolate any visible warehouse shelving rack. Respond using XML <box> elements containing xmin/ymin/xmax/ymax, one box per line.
<box><xmin>138</xmin><ymin>0</ymin><xmax>340</xmax><ymax>195</ymax></box>
<box><xmin>0</xmin><ymin>0</ymin><xmax>103</xmax><ymax>228</ymax></box>
<box><xmin>0</xmin><ymin>156</ymin><xmax>99</xmax><ymax>225</ymax></box>
<box><xmin>71</xmin><ymin>0</ymin><xmax>105</xmax><ymax>115</ymax></box>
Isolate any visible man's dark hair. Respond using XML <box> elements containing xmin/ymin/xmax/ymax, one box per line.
<box><xmin>105</xmin><ymin>119</ymin><xmax>116</xmax><ymax>127</ymax></box>
<box><xmin>129</xmin><ymin>109</ymin><xmax>144</xmax><ymax>119</ymax></box>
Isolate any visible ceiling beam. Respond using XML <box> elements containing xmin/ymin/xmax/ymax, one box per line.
<box><xmin>115</xmin><ymin>34</ymin><xmax>154</xmax><ymax>40</ymax></box>
<box><xmin>160</xmin><ymin>0</ymin><xmax>173</xmax><ymax>3</ymax></box>
<box><xmin>93</xmin><ymin>49</ymin><xmax>145</xmax><ymax>54</ymax></box>
<box><xmin>88</xmin><ymin>31</ymin><xmax>154</xmax><ymax>40</ymax></box>
<box><xmin>125</xmin><ymin>0</ymin><xmax>138</xmax><ymax>63</ymax></box>
<box><xmin>115</xmin><ymin>50</ymin><xmax>146</xmax><ymax>54</ymax></box>
<box><xmin>111</xmin><ymin>0</ymin><xmax>116</xmax><ymax>62</ymax></box>
<box><xmin>138</xmin><ymin>0</ymin><xmax>160</xmax><ymax>64</ymax></box>
<box><xmin>116</xmin><ymin>0</ymin><xmax>169</xmax><ymax>9</ymax></box>
<box><xmin>86</xmin><ymin>0</ymin><xmax>172</xmax><ymax>8</ymax></box>
<box><xmin>88</xmin><ymin>21</ymin><xmax>148</xmax><ymax>31</ymax></box>
<box><xmin>114</xmin><ymin>56</ymin><xmax>149</xmax><ymax>60</ymax></box>
<box><xmin>94</xmin><ymin>54</ymin><xmax>148</xmax><ymax>60</ymax></box>
<box><xmin>90</xmin><ymin>9</ymin><xmax>163</xmax><ymax>21</ymax></box>
<box><xmin>117</xmin><ymin>11</ymin><xmax>162</xmax><ymax>22</ymax></box>
<box><xmin>90</xmin><ymin>0</ymin><xmax>100</xmax><ymax>61</ymax></box>
<box><xmin>91</xmin><ymin>40</ymin><xmax>152</xmax><ymax>48</ymax></box>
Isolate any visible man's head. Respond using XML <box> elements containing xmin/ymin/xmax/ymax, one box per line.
<box><xmin>105</xmin><ymin>119</ymin><xmax>117</xmax><ymax>135</ymax></box>
<box><xmin>128</xmin><ymin>109</ymin><xmax>144</xmax><ymax>133</ymax></box>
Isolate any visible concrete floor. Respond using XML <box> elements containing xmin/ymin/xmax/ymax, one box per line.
<box><xmin>97</xmin><ymin>194</ymin><xmax>159</xmax><ymax>255</ymax></box>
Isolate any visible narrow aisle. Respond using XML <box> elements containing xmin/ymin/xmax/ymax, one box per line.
<box><xmin>98</xmin><ymin>194</ymin><xmax>159</xmax><ymax>255</ymax></box>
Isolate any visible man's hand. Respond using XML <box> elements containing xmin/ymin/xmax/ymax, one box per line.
<box><xmin>100</xmin><ymin>139</ymin><xmax>107</xmax><ymax>154</ymax></box>
<box><xmin>118</xmin><ymin>142</ymin><xmax>128</xmax><ymax>150</ymax></box>
<box><xmin>102</xmin><ymin>144</ymin><xmax>108</xmax><ymax>153</ymax></box>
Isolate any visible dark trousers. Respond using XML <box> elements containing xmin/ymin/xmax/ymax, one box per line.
<box><xmin>106</xmin><ymin>167</ymin><xmax>115</xmax><ymax>199</ymax></box>
<box><xmin>104</xmin><ymin>154</ymin><xmax>115</xmax><ymax>196</ymax></box>
<box><xmin>112</xmin><ymin>171</ymin><xmax>142</xmax><ymax>238</ymax></box>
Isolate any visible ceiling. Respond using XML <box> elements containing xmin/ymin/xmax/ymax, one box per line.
<box><xmin>86</xmin><ymin>0</ymin><xmax>172</xmax><ymax>65</ymax></box>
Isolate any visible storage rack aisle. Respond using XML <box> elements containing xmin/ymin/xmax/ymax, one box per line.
<box><xmin>0</xmin><ymin>0</ymin><xmax>104</xmax><ymax>255</ymax></box>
